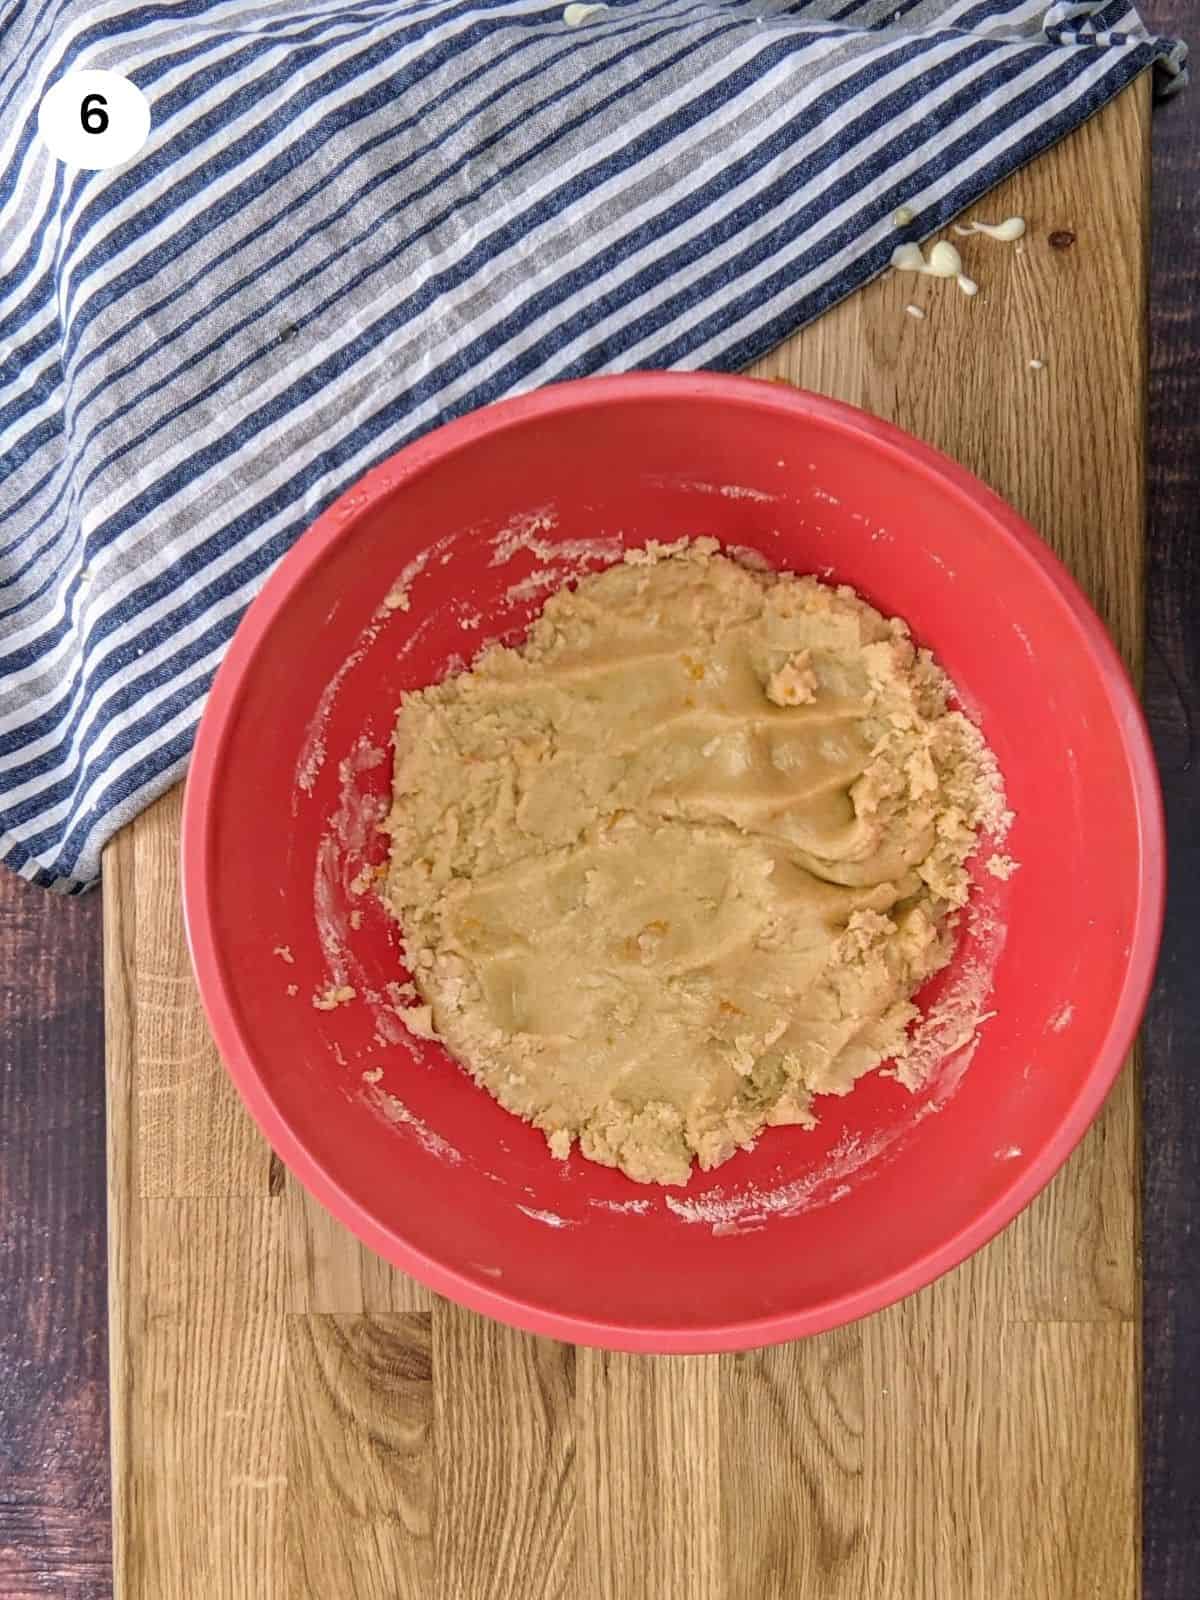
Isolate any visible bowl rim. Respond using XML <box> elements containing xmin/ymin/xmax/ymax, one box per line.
<box><xmin>181</xmin><ymin>371</ymin><xmax>1166</xmax><ymax>1353</ymax></box>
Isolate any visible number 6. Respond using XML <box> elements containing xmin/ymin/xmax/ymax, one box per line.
<box><xmin>80</xmin><ymin>93</ymin><xmax>109</xmax><ymax>135</ymax></box>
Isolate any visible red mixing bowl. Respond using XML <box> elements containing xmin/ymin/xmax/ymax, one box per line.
<box><xmin>182</xmin><ymin>373</ymin><xmax>1164</xmax><ymax>1352</ymax></box>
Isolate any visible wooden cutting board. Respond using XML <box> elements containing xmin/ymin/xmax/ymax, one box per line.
<box><xmin>104</xmin><ymin>79</ymin><xmax>1150</xmax><ymax>1600</ymax></box>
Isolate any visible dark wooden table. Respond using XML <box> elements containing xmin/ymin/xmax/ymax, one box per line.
<box><xmin>1139</xmin><ymin>7</ymin><xmax>1200</xmax><ymax>1595</ymax></box>
<box><xmin>1</xmin><ymin>7</ymin><xmax>1195</xmax><ymax>1594</ymax></box>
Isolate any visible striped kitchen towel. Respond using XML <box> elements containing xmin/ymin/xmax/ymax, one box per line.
<box><xmin>0</xmin><ymin>1</ymin><xmax>1185</xmax><ymax>890</ymax></box>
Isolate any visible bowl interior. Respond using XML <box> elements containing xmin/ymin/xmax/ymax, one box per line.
<box><xmin>186</xmin><ymin>378</ymin><xmax>1158</xmax><ymax>1349</ymax></box>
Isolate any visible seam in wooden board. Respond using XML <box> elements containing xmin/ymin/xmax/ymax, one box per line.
<box><xmin>104</xmin><ymin>825</ymin><xmax>143</xmax><ymax>1597</ymax></box>
<box><xmin>1004</xmin><ymin>1316</ymin><xmax>1139</xmax><ymax>1327</ymax></box>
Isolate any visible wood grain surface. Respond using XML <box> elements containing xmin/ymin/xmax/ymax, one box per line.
<box><xmin>1140</xmin><ymin>10</ymin><xmax>1200</xmax><ymax>1598</ymax></box>
<box><xmin>0</xmin><ymin>883</ymin><xmax>109</xmax><ymax>1600</ymax></box>
<box><xmin>94</xmin><ymin>80</ymin><xmax>1155</xmax><ymax>1600</ymax></box>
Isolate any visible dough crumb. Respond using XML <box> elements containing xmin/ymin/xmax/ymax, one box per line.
<box><xmin>273</xmin><ymin>945</ymin><xmax>294</xmax><ymax>964</ymax></box>
<box><xmin>953</xmin><ymin>216</ymin><xmax>1026</xmax><ymax>242</ymax></box>
<box><xmin>362</xmin><ymin>1067</ymin><xmax>384</xmax><ymax>1085</ymax></box>
<box><xmin>349</xmin><ymin>863</ymin><xmax>386</xmax><ymax>895</ymax></box>
<box><xmin>986</xmin><ymin>852</ymin><xmax>1020</xmax><ymax>880</ymax></box>
<box><xmin>766</xmin><ymin>649</ymin><xmax>818</xmax><ymax>706</ymax></box>
<box><xmin>286</xmin><ymin>983</ymin><xmax>298</xmax><ymax>997</ymax></box>
<box><xmin>313</xmin><ymin>984</ymin><xmax>356</xmax><ymax>1011</ymax></box>
<box><xmin>399</xmin><ymin>1003</ymin><xmax>438</xmax><ymax>1040</ymax></box>
<box><xmin>349</xmin><ymin>909</ymin><xmax>364</xmax><ymax>930</ymax></box>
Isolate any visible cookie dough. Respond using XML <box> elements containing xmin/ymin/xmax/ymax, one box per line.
<box><xmin>381</xmin><ymin>541</ymin><xmax>1005</xmax><ymax>1186</ymax></box>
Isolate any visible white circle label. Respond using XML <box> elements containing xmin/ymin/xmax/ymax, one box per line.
<box><xmin>37</xmin><ymin>69</ymin><xmax>151</xmax><ymax>171</ymax></box>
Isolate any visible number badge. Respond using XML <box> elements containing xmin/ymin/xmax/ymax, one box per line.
<box><xmin>37</xmin><ymin>69</ymin><xmax>151</xmax><ymax>171</ymax></box>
